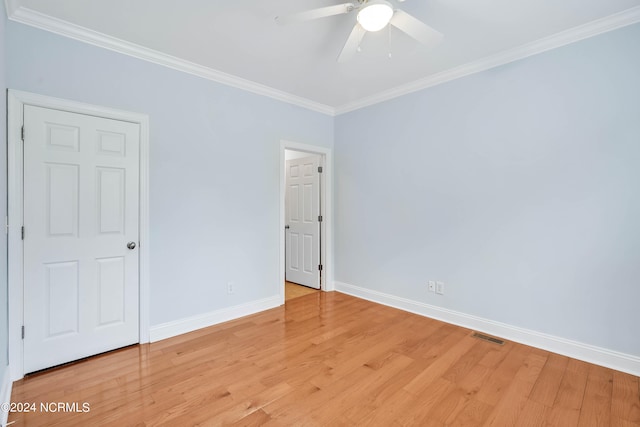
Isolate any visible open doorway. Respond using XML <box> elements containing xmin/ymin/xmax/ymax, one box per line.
<box><xmin>279</xmin><ymin>141</ymin><xmax>333</xmax><ymax>304</ymax></box>
<box><xmin>285</xmin><ymin>150</ymin><xmax>322</xmax><ymax>291</ymax></box>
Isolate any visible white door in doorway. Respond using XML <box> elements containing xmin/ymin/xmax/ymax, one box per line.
<box><xmin>285</xmin><ymin>156</ymin><xmax>321</xmax><ymax>289</ymax></box>
<box><xmin>23</xmin><ymin>105</ymin><xmax>140</xmax><ymax>373</ymax></box>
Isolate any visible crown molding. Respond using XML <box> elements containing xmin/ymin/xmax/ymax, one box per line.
<box><xmin>6</xmin><ymin>2</ymin><xmax>640</xmax><ymax>116</ymax></box>
<box><xmin>334</xmin><ymin>5</ymin><xmax>640</xmax><ymax>115</ymax></box>
<box><xmin>6</xmin><ymin>5</ymin><xmax>336</xmax><ymax>116</ymax></box>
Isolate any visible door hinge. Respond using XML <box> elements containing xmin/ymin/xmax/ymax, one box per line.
<box><xmin>318</xmin><ymin>166</ymin><xmax>323</xmax><ymax>173</ymax></box>
<box><xmin>21</xmin><ymin>126</ymin><xmax>25</xmax><ymax>141</ymax></box>
<box><xmin>21</xmin><ymin>226</ymin><xmax>25</xmax><ymax>240</ymax></box>
<box><xmin>318</xmin><ymin>264</ymin><xmax>323</xmax><ymax>271</ymax></box>
<box><xmin>21</xmin><ymin>326</ymin><xmax>25</xmax><ymax>339</ymax></box>
<box><xmin>318</xmin><ymin>215</ymin><xmax>323</xmax><ymax>222</ymax></box>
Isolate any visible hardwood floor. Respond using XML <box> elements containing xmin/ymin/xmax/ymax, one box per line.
<box><xmin>9</xmin><ymin>292</ymin><xmax>640</xmax><ymax>426</ymax></box>
<box><xmin>285</xmin><ymin>281</ymin><xmax>319</xmax><ymax>301</ymax></box>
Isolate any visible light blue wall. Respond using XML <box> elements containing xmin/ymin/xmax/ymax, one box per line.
<box><xmin>4</xmin><ymin>12</ymin><xmax>640</xmax><ymax>361</ymax></box>
<box><xmin>6</xmin><ymin>22</ymin><xmax>334</xmax><ymax>326</ymax></box>
<box><xmin>335</xmin><ymin>23</ymin><xmax>640</xmax><ymax>356</ymax></box>
<box><xmin>0</xmin><ymin>4</ymin><xmax>8</xmax><ymax>379</ymax></box>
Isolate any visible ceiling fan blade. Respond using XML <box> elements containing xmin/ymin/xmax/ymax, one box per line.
<box><xmin>337</xmin><ymin>23</ymin><xmax>366</xmax><ymax>62</ymax></box>
<box><xmin>390</xmin><ymin>9</ymin><xmax>443</xmax><ymax>47</ymax></box>
<box><xmin>276</xmin><ymin>3</ymin><xmax>355</xmax><ymax>25</ymax></box>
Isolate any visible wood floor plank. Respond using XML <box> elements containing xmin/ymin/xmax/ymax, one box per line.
<box><xmin>514</xmin><ymin>399</ymin><xmax>549</xmax><ymax>427</ymax></box>
<box><xmin>577</xmin><ymin>365</ymin><xmax>614</xmax><ymax>426</ymax></box>
<box><xmin>406</xmin><ymin>323</ymin><xmax>467</xmax><ymax>361</ymax></box>
<box><xmin>554</xmin><ymin>358</ymin><xmax>591</xmax><ymax>410</ymax></box>
<box><xmin>544</xmin><ymin>405</ymin><xmax>581</xmax><ymax>427</ymax></box>
<box><xmin>179</xmin><ymin>381</ymin><xmax>293</xmax><ymax>426</ymax></box>
<box><xmin>457</xmin><ymin>362</ymin><xmax>493</xmax><ymax>397</ymax></box>
<box><xmin>448</xmin><ymin>397</ymin><xmax>494</xmax><ymax>427</ymax></box>
<box><xmin>478</xmin><ymin>347</ymin><xmax>510</xmax><ymax>368</ymax></box>
<box><xmin>403</xmin><ymin>335</ymin><xmax>478</xmax><ymax>395</ymax></box>
<box><xmin>263</xmin><ymin>364</ymin><xmax>375</xmax><ymax>424</ymax></box>
<box><xmin>342</xmin><ymin>357</ymin><xmax>433</xmax><ymax>423</ymax></box>
<box><xmin>474</xmin><ymin>344</ymin><xmax>529</xmax><ymax>406</ymax></box>
<box><xmin>420</xmin><ymin>385</ymin><xmax>470</xmax><ymax>425</ymax></box>
<box><xmin>611</xmin><ymin>370</ymin><xmax>640</xmax><ymax>424</ymax></box>
<box><xmin>442</xmin><ymin>340</ymin><xmax>499</xmax><ymax>384</ymax></box>
<box><xmin>7</xmin><ymin>291</ymin><xmax>639</xmax><ymax>426</ymax></box>
<box><xmin>225</xmin><ymin>408</ymin><xmax>274</xmax><ymax>427</ymax></box>
<box><xmin>529</xmin><ymin>352</ymin><xmax>570</xmax><ymax>407</ymax></box>
<box><xmin>482</xmin><ymin>352</ymin><xmax>547</xmax><ymax>426</ymax></box>
<box><xmin>610</xmin><ymin>417</ymin><xmax>640</xmax><ymax>427</ymax></box>
<box><xmin>305</xmin><ymin>352</ymin><xmax>414</xmax><ymax>425</ymax></box>
<box><xmin>258</xmin><ymin>382</ymin><xmax>321</xmax><ymax>423</ymax></box>
<box><xmin>389</xmin><ymin>378</ymin><xmax>457</xmax><ymax>426</ymax></box>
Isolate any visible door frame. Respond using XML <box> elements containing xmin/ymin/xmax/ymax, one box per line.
<box><xmin>279</xmin><ymin>140</ymin><xmax>333</xmax><ymax>303</ymax></box>
<box><xmin>7</xmin><ymin>90</ymin><xmax>151</xmax><ymax>380</ymax></box>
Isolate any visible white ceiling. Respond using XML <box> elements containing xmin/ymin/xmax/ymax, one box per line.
<box><xmin>8</xmin><ymin>0</ymin><xmax>640</xmax><ymax>113</ymax></box>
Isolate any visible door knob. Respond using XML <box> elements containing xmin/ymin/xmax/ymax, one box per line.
<box><xmin>285</xmin><ymin>225</ymin><xmax>290</xmax><ymax>230</ymax></box>
<box><xmin>127</xmin><ymin>241</ymin><xmax>137</xmax><ymax>250</ymax></box>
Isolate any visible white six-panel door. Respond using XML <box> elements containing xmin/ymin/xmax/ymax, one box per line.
<box><xmin>23</xmin><ymin>105</ymin><xmax>140</xmax><ymax>373</ymax></box>
<box><xmin>285</xmin><ymin>156</ymin><xmax>320</xmax><ymax>289</ymax></box>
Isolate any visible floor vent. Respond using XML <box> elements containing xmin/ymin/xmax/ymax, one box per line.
<box><xmin>472</xmin><ymin>332</ymin><xmax>505</xmax><ymax>345</ymax></box>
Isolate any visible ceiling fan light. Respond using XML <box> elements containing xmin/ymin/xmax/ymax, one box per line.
<box><xmin>357</xmin><ymin>1</ymin><xmax>394</xmax><ymax>32</ymax></box>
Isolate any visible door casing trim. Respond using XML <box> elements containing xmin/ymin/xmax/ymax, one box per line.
<box><xmin>7</xmin><ymin>90</ymin><xmax>151</xmax><ymax>380</ymax></box>
<box><xmin>280</xmin><ymin>140</ymin><xmax>333</xmax><ymax>304</ymax></box>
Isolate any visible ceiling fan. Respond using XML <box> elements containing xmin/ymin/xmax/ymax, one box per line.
<box><xmin>276</xmin><ymin>0</ymin><xmax>443</xmax><ymax>62</ymax></box>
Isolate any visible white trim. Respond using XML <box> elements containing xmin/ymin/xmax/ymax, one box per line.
<box><xmin>138</xmin><ymin>110</ymin><xmax>151</xmax><ymax>344</ymax></box>
<box><xmin>6</xmin><ymin>6</ymin><xmax>335</xmax><ymax>117</ymax></box>
<box><xmin>8</xmin><ymin>4</ymin><xmax>640</xmax><ymax>116</ymax></box>
<box><xmin>7</xmin><ymin>90</ymin><xmax>151</xmax><ymax>380</ymax></box>
<box><xmin>335</xmin><ymin>281</ymin><xmax>640</xmax><ymax>376</ymax></box>
<box><xmin>7</xmin><ymin>92</ymin><xmax>24</xmax><ymax>382</ymax></box>
<box><xmin>0</xmin><ymin>366</ymin><xmax>12</xmax><ymax>427</ymax></box>
<box><xmin>335</xmin><ymin>6</ymin><xmax>640</xmax><ymax>114</ymax></box>
<box><xmin>149</xmin><ymin>296</ymin><xmax>281</xmax><ymax>342</ymax></box>
<box><xmin>280</xmin><ymin>141</ymin><xmax>335</xmax><ymax>302</ymax></box>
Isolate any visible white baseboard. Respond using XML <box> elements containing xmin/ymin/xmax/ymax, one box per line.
<box><xmin>1</xmin><ymin>365</ymin><xmax>12</xmax><ymax>427</ymax></box>
<box><xmin>149</xmin><ymin>296</ymin><xmax>282</xmax><ymax>342</ymax></box>
<box><xmin>335</xmin><ymin>281</ymin><xmax>640</xmax><ymax>376</ymax></box>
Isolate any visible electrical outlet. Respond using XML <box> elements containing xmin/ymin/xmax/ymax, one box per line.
<box><xmin>436</xmin><ymin>281</ymin><xmax>445</xmax><ymax>295</ymax></box>
<box><xmin>227</xmin><ymin>282</ymin><xmax>234</xmax><ymax>295</ymax></box>
<box><xmin>428</xmin><ymin>281</ymin><xmax>436</xmax><ymax>292</ymax></box>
